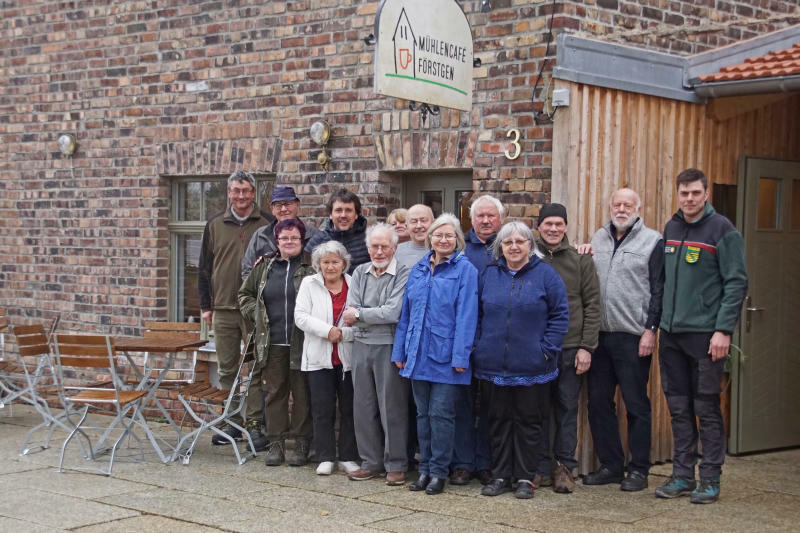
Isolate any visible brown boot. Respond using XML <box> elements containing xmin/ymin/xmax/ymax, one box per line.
<box><xmin>553</xmin><ymin>461</ymin><xmax>575</xmax><ymax>493</ymax></box>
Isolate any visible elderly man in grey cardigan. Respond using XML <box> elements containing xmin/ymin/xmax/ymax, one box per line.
<box><xmin>341</xmin><ymin>223</ymin><xmax>411</xmax><ymax>486</ymax></box>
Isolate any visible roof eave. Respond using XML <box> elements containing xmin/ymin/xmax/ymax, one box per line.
<box><xmin>692</xmin><ymin>75</ymin><xmax>800</xmax><ymax>98</ymax></box>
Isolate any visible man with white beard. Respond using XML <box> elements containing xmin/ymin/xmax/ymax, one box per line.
<box><xmin>584</xmin><ymin>188</ymin><xmax>664</xmax><ymax>492</ymax></box>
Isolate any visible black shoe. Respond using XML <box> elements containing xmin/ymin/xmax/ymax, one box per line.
<box><xmin>475</xmin><ymin>469</ymin><xmax>493</xmax><ymax>485</ymax></box>
<box><xmin>515</xmin><ymin>480</ymin><xmax>534</xmax><ymax>499</ymax></box>
<box><xmin>409</xmin><ymin>473</ymin><xmax>431</xmax><ymax>491</ymax></box>
<box><xmin>211</xmin><ymin>425</ymin><xmax>242</xmax><ymax>446</ymax></box>
<box><xmin>288</xmin><ymin>438</ymin><xmax>310</xmax><ymax>466</ymax></box>
<box><xmin>621</xmin><ymin>470</ymin><xmax>648</xmax><ymax>492</ymax></box>
<box><xmin>583</xmin><ymin>466</ymin><xmax>624</xmax><ymax>485</ymax></box>
<box><xmin>481</xmin><ymin>478</ymin><xmax>512</xmax><ymax>496</ymax></box>
<box><xmin>425</xmin><ymin>477</ymin><xmax>445</xmax><ymax>495</ymax></box>
<box><xmin>245</xmin><ymin>422</ymin><xmax>267</xmax><ymax>452</ymax></box>
<box><xmin>264</xmin><ymin>440</ymin><xmax>285</xmax><ymax>466</ymax></box>
<box><xmin>449</xmin><ymin>467</ymin><xmax>471</xmax><ymax>486</ymax></box>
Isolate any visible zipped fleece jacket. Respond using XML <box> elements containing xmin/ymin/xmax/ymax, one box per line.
<box><xmin>199</xmin><ymin>205</ymin><xmax>273</xmax><ymax>312</ymax></box>
<box><xmin>304</xmin><ymin>215</ymin><xmax>370</xmax><ymax>273</ymax></box>
<box><xmin>473</xmin><ymin>257</ymin><xmax>569</xmax><ymax>382</ymax></box>
<box><xmin>238</xmin><ymin>252</ymin><xmax>314</xmax><ymax>367</ymax></box>
<box><xmin>464</xmin><ymin>228</ymin><xmax>496</xmax><ymax>274</ymax></box>
<box><xmin>391</xmin><ymin>251</ymin><xmax>478</xmax><ymax>385</ymax></box>
<box><xmin>536</xmin><ymin>235</ymin><xmax>601</xmax><ymax>353</ymax></box>
<box><xmin>660</xmin><ymin>203</ymin><xmax>748</xmax><ymax>334</ymax></box>
<box><xmin>591</xmin><ymin>217</ymin><xmax>663</xmax><ymax>335</ymax></box>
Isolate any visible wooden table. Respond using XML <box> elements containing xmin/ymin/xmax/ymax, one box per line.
<box><xmin>113</xmin><ymin>336</ymin><xmax>207</xmax><ymax>462</ymax></box>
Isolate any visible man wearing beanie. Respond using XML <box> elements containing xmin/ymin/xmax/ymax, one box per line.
<box><xmin>584</xmin><ymin>188</ymin><xmax>664</xmax><ymax>492</ymax></box>
<box><xmin>241</xmin><ymin>185</ymin><xmax>318</xmax><ymax>280</ymax></box>
<box><xmin>534</xmin><ymin>203</ymin><xmax>601</xmax><ymax>493</ymax></box>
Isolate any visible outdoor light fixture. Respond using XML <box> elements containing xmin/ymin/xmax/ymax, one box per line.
<box><xmin>481</xmin><ymin>0</ymin><xmax>491</xmax><ymax>12</ymax></box>
<box><xmin>310</xmin><ymin>120</ymin><xmax>332</xmax><ymax>170</ymax></box>
<box><xmin>57</xmin><ymin>133</ymin><xmax>78</xmax><ymax>156</ymax></box>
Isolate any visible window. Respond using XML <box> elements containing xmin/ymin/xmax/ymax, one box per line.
<box><xmin>168</xmin><ymin>175</ymin><xmax>274</xmax><ymax>322</ymax></box>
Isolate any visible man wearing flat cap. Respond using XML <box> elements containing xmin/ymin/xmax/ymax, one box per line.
<box><xmin>534</xmin><ymin>203</ymin><xmax>601</xmax><ymax>493</ymax></box>
<box><xmin>241</xmin><ymin>185</ymin><xmax>318</xmax><ymax>280</ymax></box>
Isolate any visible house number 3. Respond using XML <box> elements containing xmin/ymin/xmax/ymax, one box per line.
<box><xmin>505</xmin><ymin>129</ymin><xmax>521</xmax><ymax>160</ymax></box>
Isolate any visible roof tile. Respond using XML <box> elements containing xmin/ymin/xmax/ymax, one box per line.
<box><xmin>698</xmin><ymin>42</ymin><xmax>800</xmax><ymax>82</ymax></box>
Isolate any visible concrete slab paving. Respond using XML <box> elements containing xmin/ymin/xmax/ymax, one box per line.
<box><xmin>0</xmin><ymin>487</ymin><xmax>140</xmax><ymax>529</ymax></box>
<box><xmin>2</xmin><ymin>405</ymin><xmax>800</xmax><ymax>532</ymax></box>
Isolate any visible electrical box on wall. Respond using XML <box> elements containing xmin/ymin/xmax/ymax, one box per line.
<box><xmin>552</xmin><ymin>88</ymin><xmax>570</xmax><ymax>107</ymax></box>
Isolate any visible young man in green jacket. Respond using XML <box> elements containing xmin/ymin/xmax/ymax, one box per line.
<box><xmin>656</xmin><ymin>168</ymin><xmax>748</xmax><ymax>504</ymax></box>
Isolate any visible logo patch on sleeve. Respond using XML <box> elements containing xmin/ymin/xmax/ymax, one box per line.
<box><xmin>684</xmin><ymin>245</ymin><xmax>700</xmax><ymax>264</ymax></box>
<box><xmin>665</xmin><ymin>245</ymin><xmax>676</xmax><ymax>254</ymax></box>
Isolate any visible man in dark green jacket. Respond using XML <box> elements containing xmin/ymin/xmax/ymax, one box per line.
<box><xmin>656</xmin><ymin>168</ymin><xmax>747</xmax><ymax>505</ymax></box>
<box><xmin>535</xmin><ymin>203</ymin><xmax>601</xmax><ymax>494</ymax></box>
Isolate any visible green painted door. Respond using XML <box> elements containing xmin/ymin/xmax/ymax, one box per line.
<box><xmin>731</xmin><ymin>157</ymin><xmax>800</xmax><ymax>453</ymax></box>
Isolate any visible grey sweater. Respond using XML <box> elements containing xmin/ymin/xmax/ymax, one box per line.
<box><xmin>346</xmin><ymin>258</ymin><xmax>411</xmax><ymax>345</ymax></box>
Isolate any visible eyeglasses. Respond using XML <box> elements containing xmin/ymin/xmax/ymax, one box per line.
<box><xmin>272</xmin><ymin>201</ymin><xmax>296</xmax><ymax>209</ymax></box>
<box><xmin>369</xmin><ymin>244</ymin><xmax>393</xmax><ymax>252</ymax></box>
<box><xmin>501</xmin><ymin>239</ymin><xmax>530</xmax><ymax>247</ymax></box>
<box><xmin>431</xmin><ymin>233</ymin><xmax>456</xmax><ymax>241</ymax></box>
<box><xmin>277</xmin><ymin>236</ymin><xmax>302</xmax><ymax>242</ymax></box>
<box><xmin>229</xmin><ymin>187</ymin><xmax>255</xmax><ymax>196</ymax></box>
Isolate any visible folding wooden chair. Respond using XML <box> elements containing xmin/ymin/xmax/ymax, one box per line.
<box><xmin>53</xmin><ymin>333</ymin><xmax>148</xmax><ymax>476</ymax></box>
<box><xmin>173</xmin><ymin>333</ymin><xmax>257</xmax><ymax>465</ymax></box>
<box><xmin>10</xmin><ymin>322</ymin><xmax>82</xmax><ymax>455</ymax></box>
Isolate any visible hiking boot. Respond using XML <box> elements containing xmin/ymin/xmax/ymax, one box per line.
<box><xmin>620</xmin><ymin>470</ymin><xmax>648</xmax><ymax>492</ymax></box>
<box><xmin>553</xmin><ymin>461</ymin><xmax>575</xmax><ymax>493</ymax></box>
<box><xmin>449</xmin><ymin>467</ymin><xmax>471</xmax><ymax>486</ymax></box>
<box><xmin>534</xmin><ymin>473</ymin><xmax>553</xmax><ymax>488</ymax></box>
<box><xmin>288</xmin><ymin>438</ymin><xmax>310</xmax><ymax>466</ymax></box>
<box><xmin>583</xmin><ymin>466</ymin><xmax>624</xmax><ymax>485</ymax></box>
<box><xmin>515</xmin><ymin>479</ymin><xmax>534</xmax><ymax>499</ymax></box>
<box><xmin>481</xmin><ymin>478</ymin><xmax>512</xmax><ymax>497</ymax></box>
<box><xmin>211</xmin><ymin>424</ymin><xmax>242</xmax><ymax>446</ymax></box>
<box><xmin>654</xmin><ymin>475</ymin><xmax>697</xmax><ymax>499</ymax></box>
<box><xmin>264</xmin><ymin>440</ymin><xmax>285</xmax><ymax>466</ymax></box>
<box><xmin>690</xmin><ymin>478</ymin><xmax>720</xmax><ymax>504</ymax></box>
<box><xmin>244</xmin><ymin>421</ymin><xmax>267</xmax><ymax>452</ymax></box>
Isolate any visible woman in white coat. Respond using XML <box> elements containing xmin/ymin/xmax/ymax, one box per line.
<box><xmin>295</xmin><ymin>240</ymin><xmax>360</xmax><ymax>475</ymax></box>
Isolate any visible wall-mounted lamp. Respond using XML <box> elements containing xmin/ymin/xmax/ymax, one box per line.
<box><xmin>481</xmin><ymin>0</ymin><xmax>492</xmax><ymax>13</ymax></box>
<box><xmin>363</xmin><ymin>34</ymin><xmax>376</xmax><ymax>46</ymax></box>
<box><xmin>310</xmin><ymin>120</ymin><xmax>332</xmax><ymax>171</ymax></box>
<box><xmin>57</xmin><ymin>133</ymin><xmax>78</xmax><ymax>156</ymax></box>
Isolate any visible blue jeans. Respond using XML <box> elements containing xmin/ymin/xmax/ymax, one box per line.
<box><xmin>451</xmin><ymin>380</ymin><xmax>492</xmax><ymax>471</ymax></box>
<box><xmin>412</xmin><ymin>380</ymin><xmax>459</xmax><ymax>478</ymax></box>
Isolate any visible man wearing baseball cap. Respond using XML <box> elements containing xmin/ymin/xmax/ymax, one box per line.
<box><xmin>241</xmin><ymin>185</ymin><xmax>318</xmax><ymax>280</ymax></box>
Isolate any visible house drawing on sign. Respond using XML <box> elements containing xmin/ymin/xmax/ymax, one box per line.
<box><xmin>392</xmin><ymin>7</ymin><xmax>415</xmax><ymax>77</ymax></box>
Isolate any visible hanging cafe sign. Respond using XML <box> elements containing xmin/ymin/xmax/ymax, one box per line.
<box><xmin>374</xmin><ymin>0</ymin><xmax>473</xmax><ymax>112</ymax></box>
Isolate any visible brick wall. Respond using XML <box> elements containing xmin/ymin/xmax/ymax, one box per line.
<box><xmin>1</xmin><ymin>0</ymin><xmax>796</xmax><ymax>332</ymax></box>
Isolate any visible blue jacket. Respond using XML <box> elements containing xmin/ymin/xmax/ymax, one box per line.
<box><xmin>391</xmin><ymin>250</ymin><xmax>478</xmax><ymax>385</ymax></box>
<box><xmin>464</xmin><ymin>228</ymin><xmax>495</xmax><ymax>275</ymax></box>
<box><xmin>473</xmin><ymin>256</ymin><xmax>569</xmax><ymax>382</ymax></box>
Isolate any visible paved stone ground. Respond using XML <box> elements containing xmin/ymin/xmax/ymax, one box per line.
<box><xmin>1</xmin><ymin>404</ymin><xmax>798</xmax><ymax>532</ymax></box>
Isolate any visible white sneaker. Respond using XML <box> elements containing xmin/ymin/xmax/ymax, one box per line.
<box><xmin>338</xmin><ymin>461</ymin><xmax>360</xmax><ymax>474</ymax></box>
<box><xmin>316</xmin><ymin>461</ymin><xmax>335</xmax><ymax>475</ymax></box>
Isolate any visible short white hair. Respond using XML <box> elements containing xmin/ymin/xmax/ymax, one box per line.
<box><xmin>492</xmin><ymin>221</ymin><xmax>537</xmax><ymax>260</ymax></box>
<box><xmin>470</xmin><ymin>194</ymin><xmax>505</xmax><ymax>219</ymax></box>
<box><xmin>365</xmin><ymin>222</ymin><xmax>398</xmax><ymax>247</ymax></box>
<box><xmin>310</xmin><ymin>240</ymin><xmax>351</xmax><ymax>273</ymax></box>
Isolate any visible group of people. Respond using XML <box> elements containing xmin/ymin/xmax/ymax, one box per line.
<box><xmin>198</xmin><ymin>167</ymin><xmax>747</xmax><ymax>504</ymax></box>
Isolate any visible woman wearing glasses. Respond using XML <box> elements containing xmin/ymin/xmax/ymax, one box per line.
<box><xmin>239</xmin><ymin>218</ymin><xmax>315</xmax><ymax>467</ymax></box>
<box><xmin>391</xmin><ymin>213</ymin><xmax>478</xmax><ymax>495</ymax></box>
<box><xmin>472</xmin><ymin>221</ymin><xmax>569</xmax><ymax>499</ymax></box>
<box><xmin>294</xmin><ymin>240</ymin><xmax>361</xmax><ymax>476</ymax></box>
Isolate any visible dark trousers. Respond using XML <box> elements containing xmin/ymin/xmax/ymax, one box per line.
<box><xmin>539</xmin><ymin>347</ymin><xmax>582</xmax><ymax>474</ymax></box>
<box><xmin>588</xmin><ymin>332</ymin><xmax>652</xmax><ymax>474</ymax></box>
<box><xmin>659</xmin><ymin>331</ymin><xmax>726</xmax><ymax>479</ymax></box>
<box><xmin>262</xmin><ymin>345</ymin><xmax>311</xmax><ymax>441</ymax></box>
<box><xmin>482</xmin><ymin>380</ymin><xmax>550</xmax><ymax>481</ymax></box>
<box><xmin>451</xmin><ymin>379</ymin><xmax>492</xmax><ymax>472</ymax></box>
<box><xmin>307</xmin><ymin>366</ymin><xmax>359</xmax><ymax>462</ymax></box>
